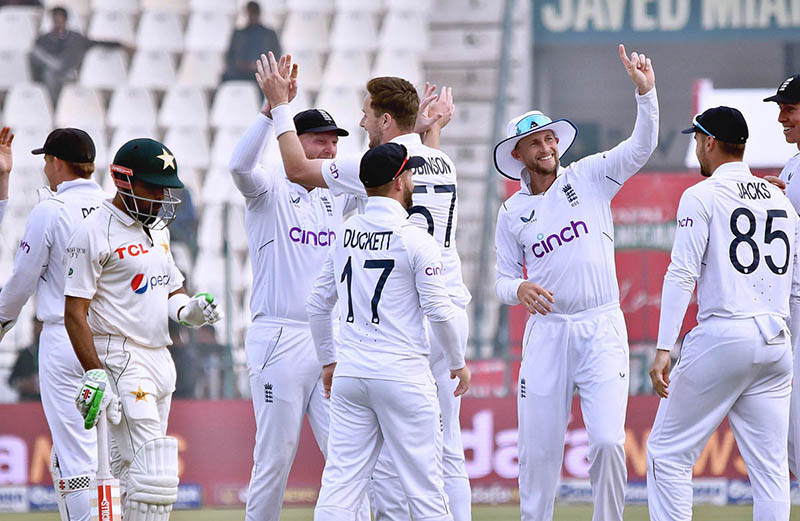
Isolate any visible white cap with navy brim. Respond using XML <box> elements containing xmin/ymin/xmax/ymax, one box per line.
<box><xmin>493</xmin><ymin>110</ymin><xmax>578</xmax><ymax>181</ymax></box>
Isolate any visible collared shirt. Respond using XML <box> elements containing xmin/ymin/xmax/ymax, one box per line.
<box><xmin>64</xmin><ymin>200</ymin><xmax>184</xmax><ymax>348</ymax></box>
<box><xmin>319</xmin><ymin>133</ymin><xmax>471</xmax><ymax>307</ymax></box>
<box><xmin>779</xmin><ymin>152</ymin><xmax>800</xmax><ymax>213</ymax></box>
<box><xmin>495</xmin><ymin>88</ymin><xmax>659</xmax><ymax>314</ymax></box>
<box><xmin>657</xmin><ymin>162</ymin><xmax>800</xmax><ymax>350</ymax></box>
<box><xmin>0</xmin><ymin>178</ymin><xmax>106</xmax><ymax>324</ymax></box>
<box><xmin>229</xmin><ymin>113</ymin><xmax>355</xmax><ymax>323</ymax></box>
<box><xmin>306</xmin><ymin>197</ymin><xmax>460</xmax><ymax>383</ymax></box>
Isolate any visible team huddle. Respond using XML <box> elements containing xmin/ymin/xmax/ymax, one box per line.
<box><xmin>0</xmin><ymin>43</ymin><xmax>799</xmax><ymax>521</ymax></box>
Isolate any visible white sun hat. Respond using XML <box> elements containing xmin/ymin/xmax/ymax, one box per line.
<box><xmin>493</xmin><ymin>110</ymin><xmax>578</xmax><ymax>180</ymax></box>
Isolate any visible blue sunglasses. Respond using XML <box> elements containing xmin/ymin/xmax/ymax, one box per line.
<box><xmin>514</xmin><ymin>113</ymin><xmax>552</xmax><ymax>136</ymax></box>
<box><xmin>692</xmin><ymin>114</ymin><xmax>716</xmax><ymax>139</ymax></box>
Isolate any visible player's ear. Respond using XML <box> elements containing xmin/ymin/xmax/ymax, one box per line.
<box><xmin>511</xmin><ymin>148</ymin><xmax>521</xmax><ymax>160</ymax></box>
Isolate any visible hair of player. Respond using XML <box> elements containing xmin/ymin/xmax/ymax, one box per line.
<box><xmin>51</xmin><ymin>6</ymin><xmax>68</xmax><ymax>19</ymax></box>
<box><xmin>717</xmin><ymin>140</ymin><xmax>746</xmax><ymax>158</ymax></box>
<box><xmin>366</xmin><ymin>77</ymin><xmax>420</xmax><ymax>132</ymax></box>
<box><xmin>65</xmin><ymin>160</ymin><xmax>94</xmax><ymax>179</ymax></box>
<box><xmin>246</xmin><ymin>1</ymin><xmax>260</xmax><ymax>15</ymax></box>
<box><xmin>364</xmin><ymin>183</ymin><xmax>395</xmax><ymax>197</ymax></box>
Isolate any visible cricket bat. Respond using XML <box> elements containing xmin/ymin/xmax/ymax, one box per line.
<box><xmin>91</xmin><ymin>413</ymin><xmax>121</xmax><ymax>521</ymax></box>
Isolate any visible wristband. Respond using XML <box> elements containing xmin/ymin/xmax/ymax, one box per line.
<box><xmin>168</xmin><ymin>293</ymin><xmax>191</xmax><ymax>323</ymax></box>
<box><xmin>271</xmin><ymin>103</ymin><xmax>295</xmax><ymax>138</ymax></box>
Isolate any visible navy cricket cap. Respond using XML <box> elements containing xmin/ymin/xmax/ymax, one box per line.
<box><xmin>294</xmin><ymin>109</ymin><xmax>349</xmax><ymax>136</ymax></box>
<box><xmin>681</xmin><ymin>106</ymin><xmax>748</xmax><ymax>144</ymax></box>
<box><xmin>31</xmin><ymin>128</ymin><xmax>96</xmax><ymax>163</ymax></box>
<box><xmin>764</xmin><ymin>75</ymin><xmax>800</xmax><ymax>104</ymax></box>
<box><xmin>359</xmin><ymin>143</ymin><xmax>424</xmax><ymax>188</ymax></box>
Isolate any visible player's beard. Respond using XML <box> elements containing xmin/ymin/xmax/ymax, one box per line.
<box><xmin>402</xmin><ymin>182</ymin><xmax>413</xmax><ymax>209</ymax></box>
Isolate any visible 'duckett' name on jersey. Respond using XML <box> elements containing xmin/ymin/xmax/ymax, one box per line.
<box><xmin>657</xmin><ymin>162</ymin><xmax>800</xmax><ymax>350</ymax></box>
<box><xmin>320</xmin><ymin>133</ymin><xmax>471</xmax><ymax>308</ymax></box>
<box><xmin>495</xmin><ymin>88</ymin><xmax>659</xmax><ymax>315</ymax></box>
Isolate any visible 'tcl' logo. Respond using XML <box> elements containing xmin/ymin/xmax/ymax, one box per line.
<box><xmin>115</xmin><ymin>243</ymin><xmax>150</xmax><ymax>259</ymax></box>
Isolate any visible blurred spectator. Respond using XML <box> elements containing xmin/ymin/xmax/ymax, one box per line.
<box><xmin>168</xmin><ymin>187</ymin><xmax>198</xmax><ymax>257</ymax></box>
<box><xmin>8</xmin><ymin>319</ymin><xmax>41</xmax><ymax>401</ymax></box>
<box><xmin>222</xmin><ymin>1</ymin><xmax>281</xmax><ymax>84</ymax></box>
<box><xmin>30</xmin><ymin>6</ymin><xmax>124</xmax><ymax>101</ymax></box>
<box><xmin>168</xmin><ymin>322</ymin><xmax>228</xmax><ymax>399</ymax></box>
<box><xmin>168</xmin><ymin>320</ymin><xmax>198</xmax><ymax>399</ymax></box>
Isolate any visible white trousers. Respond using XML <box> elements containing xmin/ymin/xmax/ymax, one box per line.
<box><xmin>370</xmin><ymin>308</ymin><xmax>471</xmax><ymax>521</ymax></box>
<box><xmin>95</xmin><ymin>336</ymin><xmax>175</xmax><ymax>504</ymax></box>
<box><xmin>646</xmin><ymin>316</ymin><xmax>792</xmax><ymax>521</ymax></box>
<box><xmin>517</xmin><ymin>302</ymin><xmax>629</xmax><ymax>521</ymax></box>
<box><xmin>244</xmin><ymin>321</ymin><xmax>332</xmax><ymax>521</ymax></box>
<box><xmin>787</xmin><ymin>337</ymin><xmax>800</xmax><ymax>478</ymax></box>
<box><xmin>315</xmin><ymin>376</ymin><xmax>452</xmax><ymax>521</ymax></box>
<box><xmin>40</xmin><ymin>323</ymin><xmax>97</xmax><ymax>521</ymax></box>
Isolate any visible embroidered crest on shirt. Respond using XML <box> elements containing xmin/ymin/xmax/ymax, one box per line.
<box><xmin>562</xmin><ymin>183</ymin><xmax>579</xmax><ymax>207</ymax></box>
<box><xmin>264</xmin><ymin>383</ymin><xmax>273</xmax><ymax>403</ymax></box>
<box><xmin>520</xmin><ymin>378</ymin><xmax>526</xmax><ymax>398</ymax></box>
<box><xmin>131</xmin><ymin>386</ymin><xmax>150</xmax><ymax>402</ymax></box>
<box><xmin>520</xmin><ymin>209</ymin><xmax>536</xmax><ymax>224</ymax></box>
<box><xmin>320</xmin><ymin>195</ymin><xmax>334</xmax><ymax>216</ymax></box>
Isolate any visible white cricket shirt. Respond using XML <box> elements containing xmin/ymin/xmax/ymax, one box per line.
<box><xmin>306</xmin><ymin>197</ymin><xmax>463</xmax><ymax>383</ymax></box>
<box><xmin>657</xmin><ymin>162</ymin><xmax>800</xmax><ymax>351</ymax></box>
<box><xmin>495</xmin><ymin>88</ymin><xmax>659</xmax><ymax>314</ymax></box>
<box><xmin>63</xmin><ymin>200</ymin><xmax>184</xmax><ymax>348</ymax></box>
<box><xmin>319</xmin><ymin>133</ymin><xmax>471</xmax><ymax>307</ymax></box>
<box><xmin>229</xmin><ymin>113</ymin><xmax>355</xmax><ymax>324</ymax></box>
<box><xmin>0</xmin><ymin>178</ymin><xmax>106</xmax><ymax>324</ymax></box>
<box><xmin>780</xmin><ymin>152</ymin><xmax>800</xmax><ymax>213</ymax></box>
<box><xmin>0</xmin><ymin>199</ymin><xmax>6</xmax><ymax>225</ymax></box>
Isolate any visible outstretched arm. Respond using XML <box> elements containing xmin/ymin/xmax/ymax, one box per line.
<box><xmin>0</xmin><ymin>127</ymin><xmax>13</xmax><ymax>211</ymax></box>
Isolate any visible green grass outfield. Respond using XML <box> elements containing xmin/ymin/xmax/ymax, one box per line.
<box><xmin>3</xmin><ymin>505</ymin><xmax>800</xmax><ymax>520</ymax></box>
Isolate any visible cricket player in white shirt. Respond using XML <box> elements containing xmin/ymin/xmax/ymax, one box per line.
<box><xmin>647</xmin><ymin>106</ymin><xmax>799</xmax><ymax>521</ymax></box>
<box><xmin>763</xmin><ymin>75</ymin><xmax>800</xmax><ymax>481</ymax></box>
<box><xmin>0</xmin><ymin>128</ymin><xmax>108</xmax><ymax>521</ymax></box>
<box><xmin>0</xmin><ymin>126</ymin><xmax>12</xmax><ymax>225</ymax></box>
<box><xmin>229</xmin><ymin>90</ymin><xmax>366</xmax><ymax>520</ymax></box>
<box><xmin>259</xmin><ymin>51</ymin><xmax>473</xmax><ymax>520</ymax></box>
<box><xmin>63</xmin><ymin>138</ymin><xmax>221</xmax><ymax>521</ymax></box>
<box><xmin>307</xmin><ymin>142</ymin><xmax>471</xmax><ymax>521</ymax></box>
<box><xmin>493</xmin><ymin>45</ymin><xmax>657</xmax><ymax>521</ymax></box>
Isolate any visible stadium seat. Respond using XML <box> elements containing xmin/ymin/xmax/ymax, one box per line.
<box><xmin>128</xmin><ymin>51</ymin><xmax>177</xmax><ymax>90</ymax></box>
<box><xmin>320</xmin><ymin>50</ymin><xmax>370</xmax><ymax>90</ymax></box>
<box><xmin>163</xmin><ymin>126</ymin><xmax>210</xmax><ymax>170</ymax></box>
<box><xmin>281</xmin><ymin>10</ymin><xmax>329</xmax><ymax>52</ymax></box>
<box><xmin>442</xmin><ymin>101</ymin><xmax>493</xmax><ymax>140</ymax></box>
<box><xmin>192</xmin><ymin>0</ymin><xmax>237</xmax><ymax>15</ymax></box>
<box><xmin>289</xmin><ymin>89</ymin><xmax>313</xmax><ymax>113</ymax></box>
<box><xmin>315</xmin><ymin>87</ymin><xmax>363</xmax><ymax>132</ymax></box>
<box><xmin>210</xmin><ymin>81</ymin><xmax>260</xmax><ymax>129</ymax></box>
<box><xmin>185</xmin><ymin>11</ymin><xmax>232</xmax><ymax>53</ymax></box>
<box><xmin>107</xmin><ymin>86</ymin><xmax>157</xmax><ymax>129</ymax></box>
<box><xmin>288</xmin><ymin>49</ymin><xmax>323</xmax><ymax>92</ymax></box>
<box><xmin>334</xmin><ymin>130</ymin><xmax>366</xmax><ymax>158</ymax></box>
<box><xmin>425</xmin><ymin>27</ymin><xmax>507</xmax><ymax>64</ymax></box>
<box><xmin>2</xmin><ymin>5</ymin><xmax>41</xmax><ymax>31</ymax></box>
<box><xmin>177</xmin><ymin>51</ymin><xmax>224</xmax><ymax>90</ymax></box>
<box><xmin>79</xmin><ymin>47</ymin><xmax>128</xmax><ymax>90</ymax></box>
<box><xmin>2</xmin><ymin>83</ymin><xmax>53</xmax><ymax>130</ymax></box>
<box><xmin>372</xmin><ymin>49</ymin><xmax>423</xmax><ymax>87</ymax></box>
<box><xmin>55</xmin><ymin>84</ymin><xmax>105</xmax><ymax>130</ymax></box>
<box><xmin>379</xmin><ymin>10</ymin><xmax>428</xmax><ymax>51</ymax></box>
<box><xmin>86</xmin><ymin>10</ymin><xmax>135</xmax><ymax>46</ymax></box>
<box><xmin>0</xmin><ymin>10</ymin><xmax>37</xmax><ymax>51</ymax></box>
<box><xmin>9</xmin><ymin>129</ymin><xmax>50</xmax><ymax>168</ymax></box>
<box><xmin>435</xmin><ymin>0</ymin><xmax>502</xmax><ymax>23</ymax></box>
<box><xmin>285</xmin><ymin>0</ymin><xmax>333</xmax><ymax>14</ymax></box>
<box><xmin>334</xmin><ymin>0</ymin><xmax>384</xmax><ymax>13</ymax></box>
<box><xmin>135</xmin><ymin>9</ymin><xmax>184</xmax><ymax>53</ymax></box>
<box><xmin>140</xmin><ymin>0</ymin><xmax>187</xmax><ymax>14</ymax></box>
<box><xmin>91</xmin><ymin>0</ymin><xmax>140</xmax><ymax>15</ymax></box>
<box><xmin>201</xmin><ymin>167</ymin><xmax>241</xmax><ymax>205</ymax></box>
<box><xmin>108</xmin><ymin>125</ymin><xmax>160</xmax><ymax>157</ymax></box>
<box><xmin>210</xmin><ymin>127</ymin><xmax>247</xmax><ymax>168</ymax></box>
<box><xmin>329</xmin><ymin>11</ymin><xmax>377</xmax><ymax>51</ymax></box>
<box><xmin>159</xmin><ymin>85</ymin><xmax>209</xmax><ymax>128</ymax></box>
<box><xmin>0</xmin><ymin>50</ymin><xmax>31</xmax><ymax>91</ymax></box>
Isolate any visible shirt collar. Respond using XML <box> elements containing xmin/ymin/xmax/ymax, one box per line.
<box><xmin>56</xmin><ymin>178</ymin><xmax>98</xmax><ymax>195</ymax></box>
<box><xmin>711</xmin><ymin>161</ymin><xmax>751</xmax><ymax>177</ymax></box>
<box><xmin>103</xmin><ymin>199</ymin><xmax>138</xmax><ymax>227</ymax></box>
<box><xmin>519</xmin><ymin>166</ymin><xmax>563</xmax><ymax>196</ymax></box>
<box><xmin>390</xmin><ymin>133</ymin><xmax>422</xmax><ymax>147</ymax></box>
<box><xmin>364</xmin><ymin>196</ymin><xmax>408</xmax><ymax>220</ymax></box>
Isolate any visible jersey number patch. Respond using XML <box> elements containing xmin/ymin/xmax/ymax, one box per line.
<box><xmin>340</xmin><ymin>257</ymin><xmax>395</xmax><ymax>324</ymax></box>
<box><xmin>729</xmin><ymin>207</ymin><xmax>790</xmax><ymax>275</ymax></box>
<box><xmin>407</xmin><ymin>184</ymin><xmax>457</xmax><ymax>247</ymax></box>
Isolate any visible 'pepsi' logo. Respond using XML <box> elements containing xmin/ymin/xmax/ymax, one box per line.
<box><xmin>131</xmin><ymin>274</ymin><xmax>147</xmax><ymax>294</ymax></box>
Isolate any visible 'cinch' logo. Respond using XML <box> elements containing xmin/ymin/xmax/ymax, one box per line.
<box><xmin>531</xmin><ymin>220</ymin><xmax>589</xmax><ymax>258</ymax></box>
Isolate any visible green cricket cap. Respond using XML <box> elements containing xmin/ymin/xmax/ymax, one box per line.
<box><xmin>110</xmin><ymin>138</ymin><xmax>184</xmax><ymax>189</ymax></box>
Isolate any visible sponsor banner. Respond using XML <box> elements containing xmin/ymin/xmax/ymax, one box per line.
<box><xmin>0</xmin><ymin>396</ymin><xmax>756</xmax><ymax>506</ymax></box>
<box><xmin>0</xmin><ymin>486</ymin><xmax>27</xmax><ymax>513</ymax></box>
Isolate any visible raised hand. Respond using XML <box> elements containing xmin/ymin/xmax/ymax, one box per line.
<box><xmin>255</xmin><ymin>52</ymin><xmax>296</xmax><ymax>108</ymax></box>
<box><xmin>619</xmin><ymin>44</ymin><xmax>655</xmax><ymax>95</ymax></box>
<box><xmin>0</xmin><ymin>126</ymin><xmax>14</xmax><ymax>176</ymax></box>
<box><xmin>413</xmin><ymin>82</ymin><xmax>443</xmax><ymax>135</ymax></box>
<box><xmin>427</xmin><ymin>85</ymin><xmax>455</xmax><ymax>129</ymax></box>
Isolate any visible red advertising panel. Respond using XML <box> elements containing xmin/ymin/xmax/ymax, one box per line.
<box><xmin>0</xmin><ymin>396</ymin><xmax>746</xmax><ymax>507</ymax></box>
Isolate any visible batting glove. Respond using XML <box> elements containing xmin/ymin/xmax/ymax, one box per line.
<box><xmin>179</xmin><ymin>292</ymin><xmax>222</xmax><ymax>327</ymax></box>
<box><xmin>76</xmin><ymin>369</ymin><xmax>122</xmax><ymax>429</ymax></box>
